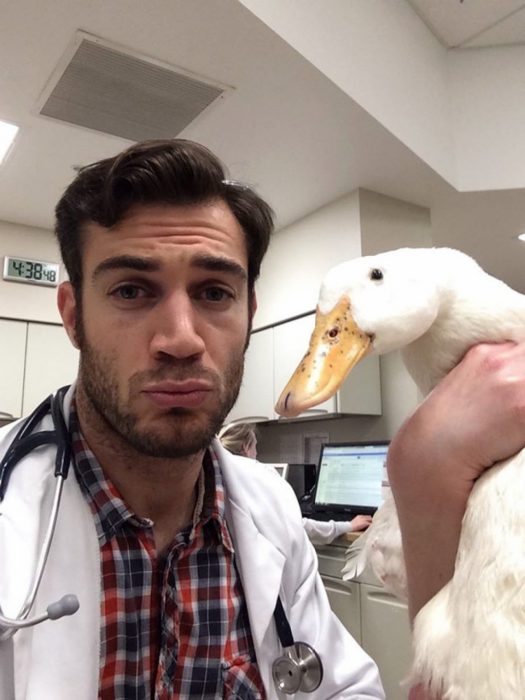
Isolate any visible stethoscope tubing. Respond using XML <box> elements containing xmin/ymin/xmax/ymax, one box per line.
<box><xmin>0</xmin><ymin>388</ymin><xmax>323</xmax><ymax>693</ymax></box>
<box><xmin>0</xmin><ymin>474</ymin><xmax>65</xmax><ymax>642</ymax></box>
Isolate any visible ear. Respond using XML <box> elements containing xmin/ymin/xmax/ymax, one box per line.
<box><xmin>57</xmin><ymin>281</ymin><xmax>80</xmax><ymax>349</ymax></box>
<box><xmin>250</xmin><ymin>291</ymin><xmax>257</xmax><ymax>318</ymax></box>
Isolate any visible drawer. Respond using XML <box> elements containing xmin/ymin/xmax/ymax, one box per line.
<box><xmin>316</xmin><ymin>546</ymin><xmax>345</xmax><ymax>579</ymax></box>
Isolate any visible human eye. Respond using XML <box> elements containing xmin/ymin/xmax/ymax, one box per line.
<box><xmin>109</xmin><ymin>283</ymin><xmax>151</xmax><ymax>303</ymax></box>
<box><xmin>202</xmin><ymin>286</ymin><xmax>233</xmax><ymax>302</ymax></box>
<box><xmin>195</xmin><ymin>283</ymin><xmax>236</xmax><ymax>308</ymax></box>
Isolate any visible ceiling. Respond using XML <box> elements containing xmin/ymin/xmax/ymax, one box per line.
<box><xmin>408</xmin><ymin>0</ymin><xmax>525</xmax><ymax>48</ymax></box>
<box><xmin>1</xmin><ymin>0</ymin><xmax>525</xmax><ymax>294</ymax></box>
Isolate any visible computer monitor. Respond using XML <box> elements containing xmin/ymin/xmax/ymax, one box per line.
<box><xmin>313</xmin><ymin>441</ymin><xmax>389</xmax><ymax>518</ymax></box>
<box><xmin>284</xmin><ymin>463</ymin><xmax>317</xmax><ymax>501</ymax></box>
<box><xmin>273</xmin><ymin>464</ymin><xmax>289</xmax><ymax>478</ymax></box>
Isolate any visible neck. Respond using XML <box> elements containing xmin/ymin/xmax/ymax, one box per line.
<box><xmin>75</xmin><ymin>384</ymin><xmax>204</xmax><ymax>551</ymax></box>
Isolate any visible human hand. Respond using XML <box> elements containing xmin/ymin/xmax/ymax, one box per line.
<box><xmin>387</xmin><ymin>342</ymin><xmax>525</xmax><ymax>618</ymax></box>
<box><xmin>350</xmin><ymin>514</ymin><xmax>373</xmax><ymax>531</ymax></box>
<box><xmin>408</xmin><ymin>684</ymin><xmax>440</xmax><ymax>700</ymax></box>
<box><xmin>389</xmin><ymin>341</ymin><xmax>525</xmax><ymax>502</ymax></box>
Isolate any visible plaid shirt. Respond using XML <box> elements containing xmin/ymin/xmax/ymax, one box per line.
<box><xmin>70</xmin><ymin>408</ymin><xmax>266</xmax><ymax>700</ymax></box>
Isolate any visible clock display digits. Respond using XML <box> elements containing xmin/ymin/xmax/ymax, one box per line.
<box><xmin>4</xmin><ymin>256</ymin><xmax>59</xmax><ymax>286</ymax></box>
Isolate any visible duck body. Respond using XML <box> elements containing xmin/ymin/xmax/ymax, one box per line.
<box><xmin>275</xmin><ymin>247</ymin><xmax>525</xmax><ymax>699</ymax></box>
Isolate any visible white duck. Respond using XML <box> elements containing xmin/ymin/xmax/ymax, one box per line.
<box><xmin>275</xmin><ymin>247</ymin><xmax>525</xmax><ymax>700</ymax></box>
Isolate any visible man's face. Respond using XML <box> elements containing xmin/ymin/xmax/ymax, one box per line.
<box><xmin>59</xmin><ymin>200</ymin><xmax>255</xmax><ymax>458</ymax></box>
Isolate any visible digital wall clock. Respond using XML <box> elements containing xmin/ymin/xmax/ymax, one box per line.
<box><xmin>3</xmin><ymin>256</ymin><xmax>60</xmax><ymax>287</ymax></box>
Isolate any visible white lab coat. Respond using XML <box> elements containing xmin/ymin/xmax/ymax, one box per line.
<box><xmin>0</xmin><ymin>386</ymin><xmax>384</xmax><ymax>699</ymax></box>
<box><xmin>302</xmin><ymin>518</ymin><xmax>354</xmax><ymax>546</ymax></box>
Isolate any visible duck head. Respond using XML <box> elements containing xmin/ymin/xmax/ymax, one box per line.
<box><xmin>275</xmin><ymin>248</ymin><xmax>443</xmax><ymax>417</ymax></box>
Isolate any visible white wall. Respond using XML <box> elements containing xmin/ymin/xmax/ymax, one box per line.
<box><xmin>449</xmin><ymin>45</ymin><xmax>525</xmax><ymax>192</ymax></box>
<box><xmin>240</xmin><ymin>0</ymin><xmax>525</xmax><ymax>193</ymax></box>
<box><xmin>255</xmin><ymin>190</ymin><xmax>362</xmax><ymax>328</ymax></box>
<box><xmin>0</xmin><ymin>220</ymin><xmax>64</xmax><ymax>323</ymax></box>
<box><xmin>239</xmin><ymin>0</ymin><xmax>453</xmax><ymax>182</ymax></box>
<box><xmin>359</xmin><ymin>189</ymin><xmax>432</xmax><ymax>255</ymax></box>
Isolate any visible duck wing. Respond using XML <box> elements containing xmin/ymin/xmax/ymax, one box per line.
<box><xmin>343</xmin><ymin>492</ymin><xmax>408</xmax><ymax>601</ymax></box>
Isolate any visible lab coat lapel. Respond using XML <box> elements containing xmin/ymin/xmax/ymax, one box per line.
<box><xmin>215</xmin><ymin>442</ymin><xmax>285</xmax><ymax>650</ymax></box>
<box><xmin>226</xmin><ymin>498</ymin><xmax>285</xmax><ymax>649</ymax></box>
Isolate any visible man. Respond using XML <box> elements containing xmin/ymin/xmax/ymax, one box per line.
<box><xmin>388</xmin><ymin>341</ymin><xmax>525</xmax><ymax>700</ymax></box>
<box><xmin>0</xmin><ymin>140</ymin><xmax>384</xmax><ymax>698</ymax></box>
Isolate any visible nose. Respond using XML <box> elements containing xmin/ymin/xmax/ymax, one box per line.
<box><xmin>149</xmin><ymin>294</ymin><xmax>206</xmax><ymax>361</ymax></box>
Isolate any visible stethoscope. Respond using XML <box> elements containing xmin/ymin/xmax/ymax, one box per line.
<box><xmin>0</xmin><ymin>388</ymin><xmax>323</xmax><ymax>694</ymax></box>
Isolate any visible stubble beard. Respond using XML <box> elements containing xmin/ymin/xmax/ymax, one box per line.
<box><xmin>76</xmin><ymin>324</ymin><xmax>246</xmax><ymax>459</ymax></box>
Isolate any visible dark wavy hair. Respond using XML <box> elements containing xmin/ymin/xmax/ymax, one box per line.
<box><xmin>55</xmin><ymin>139</ymin><xmax>274</xmax><ymax>296</ymax></box>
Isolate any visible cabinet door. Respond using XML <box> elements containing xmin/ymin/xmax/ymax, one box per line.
<box><xmin>0</xmin><ymin>319</ymin><xmax>27</xmax><ymax>419</ymax></box>
<box><xmin>321</xmin><ymin>575</ymin><xmax>361</xmax><ymax>644</ymax></box>
<box><xmin>273</xmin><ymin>315</ymin><xmax>335</xmax><ymax>416</ymax></box>
<box><xmin>360</xmin><ymin>583</ymin><xmax>412</xmax><ymax>700</ymax></box>
<box><xmin>338</xmin><ymin>354</ymin><xmax>382</xmax><ymax>415</ymax></box>
<box><xmin>226</xmin><ymin>328</ymin><xmax>275</xmax><ymax>423</ymax></box>
<box><xmin>22</xmin><ymin>323</ymin><xmax>79</xmax><ymax>415</ymax></box>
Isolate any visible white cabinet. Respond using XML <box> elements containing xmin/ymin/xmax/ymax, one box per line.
<box><xmin>0</xmin><ymin>319</ymin><xmax>79</xmax><ymax>419</ymax></box>
<box><xmin>23</xmin><ymin>323</ymin><xmax>79</xmax><ymax>415</ymax></box>
<box><xmin>321</xmin><ymin>576</ymin><xmax>361</xmax><ymax>643</ymax></box>
<box><xmin>360</xmin><ymin>583</ymin><xmax>412</xmax><ymax>700</ymax></box>
<box><xmin>0</xmin><ymin>319</ymin><xmax>27</xmax><ymax>419</ymax></box>
<box><xmin>317</xmin><ymin>543</ymin><xmax>412</xmax><ymax>700</ymax></box>
<box><xmin>226</xmin><ymin>328</ymin><xmax>274</xmax><ymax>423</ymax></box>
<box><xmin>273</xmin><ymin>315</ymin><xmax>381</xmax><ymax>417</ymax></box>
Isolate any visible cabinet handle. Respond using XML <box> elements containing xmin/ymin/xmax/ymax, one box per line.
<box><xmin>322</xmin><ymin>577</ymin><xmax>357</xmax><ymax>594</ymax></box>
<box><xmin>365</xmin><ymin>589</ymin><xmax>408</xmax><ymax>609</ymax></box>
<box><xmin>0</xmin><ymin>411</ymin><xmax>14</xmax><ymax>419</ymax></box>
<box><xmin>229</xmin><ymin>415</ymin><xmax>270</xmax><ymax>423</ymax></box>
<box><xmin>277</xmin><ymin>408</ymin><xmax>328</xmax><ymax>421</ymax></box>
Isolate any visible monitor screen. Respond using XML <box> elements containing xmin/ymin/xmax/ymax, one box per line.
<box><xmin>313</xmin><ymin>442</ymin><xmax>389</xmax><ymax>512</ymax></box>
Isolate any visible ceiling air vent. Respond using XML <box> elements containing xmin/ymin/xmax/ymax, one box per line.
<box><xmin>38</xmin><ymin>33</ymin><xmax>231</xmax><ymax>141</ymax></box>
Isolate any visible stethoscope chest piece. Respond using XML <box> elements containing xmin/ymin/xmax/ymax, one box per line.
<box><xmin>272</xmin><ymin>641</ymin><xmax>323</xmax><ymax>694</ymax></box>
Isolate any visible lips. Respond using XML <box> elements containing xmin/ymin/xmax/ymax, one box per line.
<box><xmin>142</xmin><ymin>380</ymin><xmax>213</xmax><ymax>409</ymax></box>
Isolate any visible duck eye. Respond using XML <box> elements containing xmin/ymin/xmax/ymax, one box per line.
<box><xmin>370</xmin><ymin>268</ymin><xmax>383</xmax><ymax>281</ymax></box>
<box><xmin>328</xmin><ymin>327</ymin><xmax>339</xmax><ymax>339</ymax></box>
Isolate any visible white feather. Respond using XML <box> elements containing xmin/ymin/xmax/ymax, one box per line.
<box><xmin>320</xmin><ymin>247</ymin><xmax>525</xmax><ymax>699</ymax></box>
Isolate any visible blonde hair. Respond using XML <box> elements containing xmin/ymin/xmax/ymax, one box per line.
<box><xmin>218</xmin><ymin>422</ymin><xmax>257</xmax><ymax>456</ymax></box>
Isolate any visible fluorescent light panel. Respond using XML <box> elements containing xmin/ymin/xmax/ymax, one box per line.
<box><xmin>518</xmin><ymin>233</ymin><xmax>525</xmax><ymax>242</ymax></box>
<box><xmin>0</xmin><ymin>120</ymin><xmax>19</xmax><ymax>164</ymax></box>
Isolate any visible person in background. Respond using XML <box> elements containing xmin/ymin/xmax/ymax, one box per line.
<box><xmin>218</xmin><ymin>421</ymin><xmax>258</xmax><ymax>458</ymax></box>
<box><xmin>0</xmin><ymin>139</ymin><xmax>384</xmax><ymax>699</ymax></box>
<box><xmin>219</xmin><ymin>422</ymin><xmax>372</xmax><ymax>544</ymax></box>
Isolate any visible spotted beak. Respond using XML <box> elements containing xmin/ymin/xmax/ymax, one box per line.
<box><xmin>275</xmin><ymin>297</ymin><xmax>371</xmax><ymax>417</ymax></box>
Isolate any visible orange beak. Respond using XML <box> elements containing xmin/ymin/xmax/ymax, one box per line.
<box><xmin>275</xmin><ymin>297</ymin><xmax>371</xmax><ymax>417</ymax></box>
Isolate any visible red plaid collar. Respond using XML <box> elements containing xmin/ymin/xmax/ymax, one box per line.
<box><xmin>69</xmin><ymin>400</ymin><xmax>232</xmax><ymax>551</ymax></box>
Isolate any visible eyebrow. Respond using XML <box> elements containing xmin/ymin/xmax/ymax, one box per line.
<box><xmin>92</xmin><ymin>253</ymin><xmax>247</xmax><ymax>282</ymax></box>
